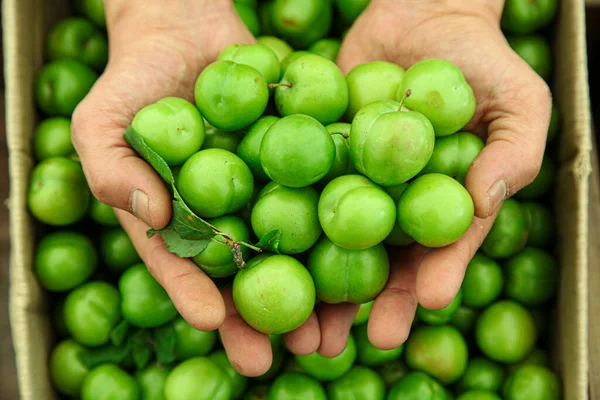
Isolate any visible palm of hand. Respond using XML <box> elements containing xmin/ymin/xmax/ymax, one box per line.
<box><xmin>325</xmin><ymin>3</ymin><xmax>552</xmax><ymax>351</ymax></box>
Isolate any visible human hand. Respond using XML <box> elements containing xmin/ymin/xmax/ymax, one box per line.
<box><xmin>71</xmin><ymin>0</ymin><xmax>317</xmax><ymax>376</ymax></box>
<box><xmin>309</xmin><ymin>0</ymin><xmax>552</xmax><ymax>355</ymax></box>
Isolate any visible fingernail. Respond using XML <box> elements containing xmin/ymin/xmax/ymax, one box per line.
<box><xmin>487</xmin><ymin>179</ymin><xmax>507</xmax><ymax>217</ymax></box>
<box><xmin>130</xmin><ymin>189</ymin><xmax>153</xmax><ymax>226</ymax></box>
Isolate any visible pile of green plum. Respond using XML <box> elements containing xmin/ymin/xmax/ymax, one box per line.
<box><xmin>26</xmin><ymin>0</ymin><xmax>562</xmax><ymax>399</ymax></box>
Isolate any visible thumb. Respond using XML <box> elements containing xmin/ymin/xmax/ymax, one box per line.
<box><xmin>465</xmin><ymin>60</ymin><xmax>552</xmax><ymax>218</ymax></box>
<box><xmin>71</xmin><ymin>72</ymin><xmax>172</xmax><ymax>230</ymax></box>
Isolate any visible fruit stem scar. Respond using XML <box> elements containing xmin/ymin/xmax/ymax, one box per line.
<box><xmin>268</xmin><ymin>83</ymin><xmax>293</xmax><ymax>89</ymax></box>
<box><xmin>398</xmin><ymin>89</ymin><xmax>412</xmax><ymax>109</ymax></box>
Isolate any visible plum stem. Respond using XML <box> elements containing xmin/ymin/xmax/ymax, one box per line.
<box><xmin>268</xmin><ymin>83</ymin><xmax>292</xmax><ymax>89</ymax></box>
<box><xmin>330</xmin><ymin>132</ymin><xmax>350</xmax><ymax>139</ymax></box>
<box><xmin>398</xmin><ymin>89</ymin><xmax>412</xmax><ymax>109</ymax></box>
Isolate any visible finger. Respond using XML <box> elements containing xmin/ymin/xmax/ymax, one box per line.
<box><xmin>219</xmin><ymin>288</ymin><xmax>273</xmax><ymax>377</ymax></box>
<box><xmin>415</xmin><ymin>214</ymin><xmax>496</xmax><ymax>310</ymax></box>
<box><xmin>465</xmin><ymin>57</ymin><xmax>552</xmax><ymax>218</ymax></box>
<box><xmin>116</xmin><ymin>209</ymin><xmax>225</xmax><ymax>330</ymax></box>
<box><xmin>367</xmin><ymin>246</ymin><xmax>422</xmax><ymax>350</ymax></box>
<box><xmin>283</xmin><ymin>311</ymin><xmax>320</xmax><ymax>356</ymax></box>
<box><xmin>317</xmin><ymin>303</ymin><xmax>359</xmax><ymax>358</ymax></box>
<box><xmin>72</xmin><ymin>78</ymin><xmax>173</xmax><ymax>230</ymax></box>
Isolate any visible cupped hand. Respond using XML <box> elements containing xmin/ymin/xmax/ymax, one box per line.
<box><xmin>71</xmin><ymin>0</ymin><xmax>317</xmax><ymax>376</ymax></box>
<box><xmin>310</xmin><ymin>0</ymin><xmax>552</xmax><ymax>356</ymax></box>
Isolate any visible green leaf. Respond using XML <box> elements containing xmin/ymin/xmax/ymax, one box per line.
<box><xmin>153</xmin><ymin>324</ymin><xmax>177</xmax><ymax>365</ymax></box>
<box><xmin>256</xmin><ymin>230</ymin><xmax>282</xmax><ymax>253</ymax></box>
<box><xmin>151</xmin><ymin>229</ymin><xmax>210</xmax><ymax>258</ymax></box>
<box><xmin>110</xmin><ymin>320</ymin><xmax>130</xmax><ymax>347</ymax></box>
<box><xmin>78</xmin><ymin>342</ymin><xmax>131</xmax><ymax>370</ymax></box>
<box><xmin>131</xmin><ymin>330</ymin><xmax>153</xmax><ymax>370</ymax></box>
<box><xmin>124</xmin><ymin>126</ymin><xmax>175</xmax><ymax>187</ymax></box>
<box><xmin>167</xmin><ymin>199</ymin><xmax>217</xmax><ymax>240</ymax></box>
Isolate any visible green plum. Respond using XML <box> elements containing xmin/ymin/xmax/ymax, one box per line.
<box><xmin>327</xmin><ymin>365</ymin><xmax>385</xmax><ymax>400</ymax></box>
<box><xmin>201</xmin><ymin>123</ymin><xmax>244</xmax><ymax>153</ymax></box>
<box><xmin>64</xmin><ymin>281</ymin><xmax>121</xmax><ymax>347</ymax></box>
<box><xmin>259</xmin><ymin>2</ymin><xmax>276</xmax><ymax>35</ymax></box>
<box><xmin>456</xmin><ymin>357</ymin><xmax>506</xmax><ymax>394</ymax></box>
<box><xmin>136</xmin><ymin>363</ymin><xmax>172</xmax><ymax>400</ymax></box>
<box><xmin>350</xmin><ymin>99</ymin><xmax>435</xmax><ymax>185</ymax></box>
<box><xmin>132</xmin><ymin>97</ymin><xmax>205</xmax><ymax>166</ymax></box>
<box><xmin>79</xmin><ymin>0</ymin><xmax>106</xmax><ymax>28</ymax></box>
<box><xmin>399</xmin><ymin>58</ymin><xmax>476</xmax><ymax>136</ymax></box>
<box><xmin>237</xmin><ymin>115</ymin><xmax>279</xmax><ymax>182</ymax></box>
<box><xmin>503</xmin><ymin>247</ymin><xmax>558</xmax><ymax>306</ymax></box>
<box><xmin>387</xmin><ymin>372</ymin><xmax>449</xmax><ymax>400</ymax></box>
<box><xmin>172</xmin><ymin>316</ymin><xmax>217</xmax><ymax>360</ymax></box>
<box><xmin>165</xmin><ymin>357</ymin><xmax>232</xmax><ymax>400</ymax></box>
<box><xmin>268</xmin><ymin>372</ymin><xmax>327</xmax><ymax>399</ymax></box>
<box><xmin>50</xmin><ymin>339</ymin><xmax>90</xmax><ymax>396</ymax></box>
<box><xmin>280</xmin><ymin>51</ymin><xmax>312</xmax><ymax>75</ymax></box>
<box><xmin>501</xmin><ymin>0</ymin><xmax>558</xmax><ymax>35</ymax></box>
<box><xmin>405</xmin><ymin>325</ymin><xmax>468</xmax><ymax>385</ymax></box>
<box><xmin>193</xmin><ymin>215</ymin><xmax>250</xmax><ymax>277</ymax></box>
<box><xmin>233</xmin><ymin>254</ymin><xmax>315</xmax><ymax>334</ymax></box>
<box><xmin>503</xmin><ymin>365</ymin><xmax>560</xmax><ymax>400</ymax></box>
<box><xmin>235</xmin><ymin>2</ymin><xmax>261</xmax><ymax>36</ymax></box>
<box><xmin>271</xmin><ymin>0</ymin><xmax>332</xmax><ymax>48</ymax></box>
<box><xmin>481</xmin><ymin>199</ymin><xmax>528</xmax><ymax>259</ymax></box>
<box><xmin>195</xmin><ymin>60</ymin><xmax>269</xmax><ymax>131</ymax></box>
<box><xmin>318</xmin><ymin>175</ymin><xmax>396</xmax><ymax>250</ymax></box>
<box><xmin>295</xmin><ymin>334</ymin><xmax>357</xmax><ymax>381</ymax></box>
<box><xmin>515</xmin><ymin>156</ymin><xmax>555</xmax><ymax>200</ymax></box>
<box><xmin>275</xmin><ymin>54</ymin><xmax>348</xmax><ymax>125</ymax></box>
<box><xmin>475</xmin><ymin>300</ymin><xmax>537</xmax><ymax>364</ymax></box>
<box><xmin>319</xmin><ymin>122</ymin><xmax>354</xmax><ymax>185</ymax></box>
<box><xmin>82</xmin><ymin>364</ymin><xmax>139</xmax><ymax>400</ymax></box>
<box><xmin>461</xmin><ymin>253</ymin><xmax>504</xmax><ymax>309</ymax></box>
<box><xmin>260</xmin><ymin>114</ymin><xmax>335</xmax><ymax>187</ymax></box>
<box><xmin>457</xmin><ymin>391</ymin><xmax>502</xmax><ymax>400</ymax></box>
<box><xmin>47</xmin><ymin>17</ymin><xmax>108</xmax><ymax>71</ymax></box>
<box><xmin>451</xmin><ymin>305</ymin><xmax>479</xmax><ymax>335</ymax></box>
<box><xmin>218</xmin><ymin>43</ymin><xmax>281</xmax><ymax>84</ymax></box>
<box><xmin>177</xmin><ymin>149</ymin><xmax>254</xmax><ymax>218</ymax></box>
<box><xmin>383</xmin><ymin>184</ymin><xmax>415</xmax><ymax>246</ymax></box>
<box><xmin>521</xmin><ymin>202</ymin><xmax>553</xmax><ymax>248</ymax></box>
<box><xmin>398</xmin><ymin>173</ymin><xmax>474</xmax><ymax>247</ymax></box>
<box><xmin>100</xmin><ymin>227</ymin><xmax>141</xmax><ymax>273</ymax></box>
<box><xmin>374</xmin><ymin>359</ymin><xmax>409</xmax><ymax>388</ymax></box>
<box><xmin>508</xmin><ymin>35</ymin><xmax>552</xmax><ymax>81</ymax></box>
<box><xmin>210</xmin><ymin>350</ymin><xmax>249</xmax><ymax>399</ymax></box>
<box><xmin>28</xmin><ymin>156</ymin><xmax>90</xmax><ymax>226</ymax></box>
<box><xmin>353</xmin><ymin>323</ymin><xmax>403</xmax><ymax>366</ymax></box>
<box><xmin>33</xmin><ymin>117</ymin><xmax>75</xmax><ymax>160</ymax></box>
<box><xmin>119</xmin><ymin>263</ymin><xmax>178</xmax><ymax>328</ymax></box>
<box><xmin>417</xmin><ymin>290</ymin><xmax>463</xmax><ymax>325</ymax></box>
<box><xmin>89</xmin><ymin>196</ymin><xmax>119</xmax><ymax>226</ymax></box>
<box><xmin>256</xmin><ymin>36</ymin><xmax>294</xmax><ymax>61</ymax></box>
<box><xmin>418</xmin><ymin>132</ymin><xmax>485</xmax><ymax>184</ymax></box>
<box><xmin>333</xmin><ymin>0</ymin><xmax>370</xmax><ymax>25</ymax></box>
<box><xmin>308</xmin><ymin>237</ymin><xmax>389</xmax><ymax>304</ymax></box>
<box><xmin>35</xmin><ymin>58</ymin><xmax>98</xmax><ymax>116</ymax></box>
<box><xmin>308</xmin><ymin>39</ymin><xmax>341</xmax><ymax>61</ymax></box>
<box><xmin>507</xmin><ymin>348</ymin><xmax>551</xmax><ymax>372</ymax></box>
<box><xmin>35</xmin><ymin>231</ymin><xmax>97</xmax><ymax>292</ymax></box>
<box><xmin>352</xmin><ymin>301</ymin><xmax>374</xmax><ymax>326</ymax></box>
<box><xmin>345</xmin><ymin>61</ymin><xmax>406</xmax><ymax>121</ymax></box>
<box><xmin>251</xmin><ymin>182</ymin><xmax>322</xmax><ymax>254</ymax></box>
<box><xmin>245</xmin><ymin>384</ymin><xmax>271</xmax><ymax>400</ymax></box>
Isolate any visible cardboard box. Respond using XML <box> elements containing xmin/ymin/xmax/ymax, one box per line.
<box><xmin>2</xmin><ymin>0</ymin><xmax>592</xmax><ymax>399</ymax></box>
